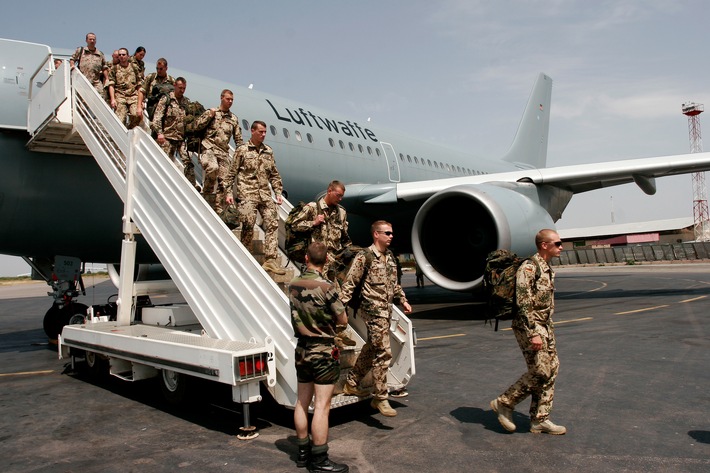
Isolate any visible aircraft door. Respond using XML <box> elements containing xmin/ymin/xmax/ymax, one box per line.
<box><xmin>380</xmin><ymin>142</ymin><xmax>401</xmax><ymax>182</ymax></box>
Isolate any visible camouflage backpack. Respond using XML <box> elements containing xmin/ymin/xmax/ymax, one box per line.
<box><xmin>482</xmin><ymin>249</ymin><xmax>527</xmax><ymax>331</ymax></box>
<box><xmin>284</xmin><ymin>201</ymin><xmax>313</xmax><ymax>265</ymax></box>
<box><xmin>184</xmin><ymin>100</ymin><xmax>208</xmax><ymax>153</ymax></box>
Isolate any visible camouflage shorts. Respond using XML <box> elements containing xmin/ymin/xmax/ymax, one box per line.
<box><xmin>295</xmin><ymin>338</ymin><xmax>340</xmax><ymax>385</ymax></box>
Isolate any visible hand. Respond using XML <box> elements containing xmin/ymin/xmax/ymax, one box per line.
<box><xmin>313</xmin><ymin>214</ymin><xmax>325</xmax><ymax>226</ymax></box>
<box><xmin>530</xmin><ymin>335</ymin><xmax>543</xmax><ymax>351</ymax></box>
<box><xmin>156</xmin><ymin>133</ymin><xmax>165</xmax><ymax>145</ymax></box>
<box><xmin>402</xmin><ymin>301</ymin><xmax>412</xmax><ymax>314</ymax></box>
<box><xmin>275</xmin><ymin>195</ymin><xmax>283</xmax><ymax>205</ymax></box>
<box><xmin>226</xmin><ymin>196</ymin><xmax>234</xmax><ymax>205</ymax></box>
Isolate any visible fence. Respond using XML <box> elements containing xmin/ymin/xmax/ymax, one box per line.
<box><xmin>552</xmin><ymin>242</ymin><xmax>710</xmax><ymax>266</ymax></box>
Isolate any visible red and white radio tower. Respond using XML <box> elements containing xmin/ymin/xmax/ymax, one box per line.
<box><xmin>681</xmin><ymin>102</ymin><xmax>709</xmax><ymax>241</ymax></box>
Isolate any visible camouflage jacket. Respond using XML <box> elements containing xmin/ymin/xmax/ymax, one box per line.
<box><xmin>289</xmin><ymin>197</ymin><xmax>351</xmax><ymax>256</ymax></box>
<box><xmin>151</xmin><ymin>92</ymin><xmax>188</xmax><ymax>140</ymax></box>
<box><xmin>71</xmin><ymin>46</ymin><xmax>107</xmax><ymax>86</ymax></box>
<box><xmin>129</xmin><ymin>56</ymin><xmax>145</xmax><ymax>81</ymax></box>
<box><xmin>513</xmin><ymin>253</ymin><xmax>554</xmax><ymax>340</ymax></box>
<box><xmin>224</xmin><ymin>140</ymin><xmax>283</xmax><ymax>202</ymax></box>
<box><xmin>194</xmin><ymin>109</ymin><xmax>243</xmax><ymax>153</ymax></box>
<box><xmin>140</xmin><ymin>72</ymin><xmax>175</xmax><ymax>97</ymax></box>
<box><xmin>289</xmin><ymin>269</ymin><xmax>345</xmax><ymax>338</ymax></box>
<box><xmin>108</xmin><ymin>63</ymin><xmax>141</xmax><ymax>98</ymax></box>
<box><xmin>340</xmin><ymin>244</ymin><xmax>407</xmax><ymax>318</ymax></box>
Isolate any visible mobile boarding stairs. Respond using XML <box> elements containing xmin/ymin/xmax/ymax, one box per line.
<box><xmin>25</xmin><ymin>55</ymin><xmax>415</xmax><ymax>433</ymax></box>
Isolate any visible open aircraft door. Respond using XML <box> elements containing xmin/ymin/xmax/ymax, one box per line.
<box><xmin>380</xmin><ymin>141</ymin><xmax>400</xmax><ymax>182</ymax></box>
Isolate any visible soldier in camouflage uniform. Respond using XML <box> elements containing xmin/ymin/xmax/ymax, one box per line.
<box><xmin>290</xmin><ymin>242</ymin><xmax>349</xmax><ymax>473</ymax></box>
<box><xmin>491</xmin><ymin>228</ymin><xmax>567</xmax><ymax>435</ymax></box>
<box><xmin>192</xmin><ymin>89</ymin><xmax>243</xmax><ymax>212</ymax></box>
<box><xmin>224</xmin><ymin>121</ymin><xmax>285</xmax><ymax>275</ymax></box>
<box><xmin>129</xmin><ymin>46</ymin><xmax>146</xmax><ymax>81</ymax></box>
<box><xmin>108</xmin><ymin>48</ymin><xmax>142</xmax><ymax>130</ymax></box>
<box><xmin>150</xmin><ymin>77</ymin><xmax>197</xmax><ymax>187</ymax></box>
<box><xmin>137</xmin><ymin>58</ymin><xmax>175</xmax><ymax>122</ymax></box>
<box><xmin>289</xmin><ymin>180</ymin><xmax>352</xmax><ymax>282</ymax></box>
<box><xmin>339</xmin><ymin>220</ymin><xmax>412</xmax><ymax>417</ymax></box>
<box><xmin>70</xmin><ymin>32</ymin><xmax>108</xmax><ymax>100</ymax></box>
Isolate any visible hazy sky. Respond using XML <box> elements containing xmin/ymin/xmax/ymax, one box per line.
<box><xmin>1</xmin><ymin>0</ymin><xmax>709</xmax><ymax>275</ymax></box>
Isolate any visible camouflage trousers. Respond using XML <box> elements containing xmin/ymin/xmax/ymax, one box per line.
<box><xmin>199</xmin><ymin>147</ymin><xmax>230</xmax><ymax>213</ymax></box>
<box><xmin>498</xmin><ymin>324</ymin><xmax>559</xmax><ymax>421</ymax></box>
<box><xmin>347</xmin><ymin>315</ymin><xmax>392</xmax><ymax>400</ymax></box>
<box><xmin>238</xmin><ymin>199</ymin><xmax>279</xmax><ymax>260</ymax></box>
<box><xmin>295</xmin><ymin>338</ymin><xmax>340</xmax><ymax>384</ymax></box>
<box><xmin>160</xmin><ymin>139</ymin><xmax>195</xmax><ymax>187</ymax></box>
<box><xmin>115</xmin><ymin>94</ymin><xmax>141</xmax><ymax>130</ymax></box>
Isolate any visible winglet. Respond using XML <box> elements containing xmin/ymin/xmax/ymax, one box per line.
<box><xmin>501</xmin><ymin>73</ymin><xmax>552</xmax><ymax>170</ymax></box>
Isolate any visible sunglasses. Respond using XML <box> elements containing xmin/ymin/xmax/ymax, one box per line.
<box><xmin>377</xmin><ymin>231</ymin><xmax>394</xmax><ymax>236</ymax></box>
<box><xmin>547</xmin><ymin>240</ymin><xmax>563</xmax><ymax>247</ymax></box>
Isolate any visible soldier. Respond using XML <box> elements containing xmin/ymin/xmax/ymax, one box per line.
<box><xmin>130</xmin><ymin>46</ymin><xmax>146</xmax><ymax>81</ymax></box>
<box><xmin>224</xmin><ymin>121</ymin><xmax>285</xmax><ymax>275</ymax></box>
<box><xmin>108</xmin><ymin>48</ymin><xmax>142</xmax><ymax>130</ymax></box>
<box><xmin>290</xmin><ymin>242</ymin><xmax>349</xmax><ymax>473</ymax></box>
<box><xmin>490</xmin><ymin>229</ymin><xmax>567</xmax><ymax>435</ymax></box>
<box><xmin>70</xmin><ymin>32</ymin><xmax>108</xmax><ymax>99</ymax></box>
<box><xmin>339</xmin><ymin>220</ymin><xmax>412</xmax><ymax>417</ymax></box>
<box><xmin>288</xmin><ymin>180</ymin><xmax>352</xmax><ymax>282</ymax></box>
<box><xmin>151</xmin><ymin>77</ymin><xmax>196</xmax><ymax>187</ymax></box>
<box><xmin>191</xmin><ymin>89</ymin><xmax>243</xmax><ymax>213</ymax></box>
<box><xmin>137</xmin><ymin>58</ymin><xmax>175</xmax><ymax>122</ymax></box>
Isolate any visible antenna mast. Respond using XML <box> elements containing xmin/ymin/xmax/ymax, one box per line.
<box><xmin>681</xmin><ymin>102</ymin><xmax>709</xmax><ymax>241</ymax></box>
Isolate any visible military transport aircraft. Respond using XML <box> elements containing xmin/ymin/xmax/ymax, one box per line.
<box><xmin>2</xmin><ymin>37</ymin><xmax>710</xmax><ymax>301</ymax></box>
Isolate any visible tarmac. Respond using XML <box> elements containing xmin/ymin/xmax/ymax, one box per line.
<box><xmin>0</xmin><ymin>265</ymin><xmax>709</xmax><ymax>472</ymax></box>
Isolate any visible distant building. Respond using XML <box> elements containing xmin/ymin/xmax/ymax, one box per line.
<box><xmin>558</xmin><ymin>217</ymin><xmax>694</xmax><ymax>249</ymax></box>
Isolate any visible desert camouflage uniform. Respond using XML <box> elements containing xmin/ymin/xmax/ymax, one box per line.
<box><xmin>497</xmin><ymin>253</ymin><xmax>559</xmax><ymax>422</ymax></box>
<box><xmin>151</xmin><ymin>92</ymin><xmax>194</xmax><ymax>185</ymax></box>
<box><xmin>129</xmin><ymin>56</ymin><xmax>145</xmax><ymax>81</ymax></box>
<box><xmin>290</xmin><ymin>197</ymin><xmax>351</xmax><ymax>281</ymax></box>
<box><xmin>71</xmin><ymin>46</ymin><xmax>107</xmax><ymax>99</ymax></box>
<box><xmin>224</xmin><ymin>140</ymin><xmax>283</xmax><ymax>262</ymax></box>
<box><xmin>290</xmin><ymin>268</ymin><xmax>345</xmax><ymax>384</ymax></box>
<box><xmin>108</xmin><ymin>63</ymin><xmax>142</xmax><ymax>129</ymax></box>
<box><xmin>193</xmin><ymin>109</ymin><xmax>243</xmax><ymax>212</ymax></box>
<box><xmin>340</xmin><ymin>245</ymin><xmax>407</xmax><ymax>400</ymax></box>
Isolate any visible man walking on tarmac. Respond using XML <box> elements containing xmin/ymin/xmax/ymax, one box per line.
<box><xmin>290</xmin><ymin>242</ymin><xmax>349</xmax><ymax>473</ymax></box>
<box><xmin>491</xmin><ymin>228</ymin><xmax>567</xmax><ymax>435</ymax></box>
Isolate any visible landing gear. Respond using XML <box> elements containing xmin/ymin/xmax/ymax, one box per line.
<box><xmin>43</xmin><ymin>302</ymin><xmax>89</xmax><ymax>339</ymax></box>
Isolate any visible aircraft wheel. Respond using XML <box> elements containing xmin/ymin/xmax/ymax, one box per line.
<box><xmin>160</xmin><ymin>369</ymin><xmax>190</xmax><ymax>405</ymax></box>
<box><xmin>43</xmin><ymin>304</ymin><xmax>63</xmax><ymax>340</ymax></box>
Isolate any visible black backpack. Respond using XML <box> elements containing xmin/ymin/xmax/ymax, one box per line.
<box><xmin>284</xmin><ymin>201</ymin><xmax>312</xmax><ymax>265</ymax></box>
<box><xmin>482</xmin><ymin>249</ymin><xmax>528</xmax><ymax>331</ymax></box>
<box><xmin>146</xmin><ymin>78</ymin><xmax>174</xmax><ymax>119</ymax></box>
<box><xmin>184</xmin><ymin>100</ymin><xmax>208</xmax><ymax>153</ymax></box>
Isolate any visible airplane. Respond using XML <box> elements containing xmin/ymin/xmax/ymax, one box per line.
<box><xmin>3</xmin><ymin>37</ymin><xmax>710</xmax><ymax>320</ymax></box>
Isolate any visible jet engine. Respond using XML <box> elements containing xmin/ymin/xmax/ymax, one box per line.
<box><xmin>411</xmin><ymin>183</ymin><xmax>555</xmax><ymax>292</ymax></box>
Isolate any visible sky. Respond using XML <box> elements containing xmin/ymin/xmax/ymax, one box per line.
<box><xmin>1</xmin><ymin>0</ymin><xmax>709</xmax><ymax>275</ymax></box>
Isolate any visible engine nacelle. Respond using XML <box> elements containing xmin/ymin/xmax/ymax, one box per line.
<box><xmin>411</xmin><ymin>183</ymin><xmax>555</xmax><ymax>291</ymax></box>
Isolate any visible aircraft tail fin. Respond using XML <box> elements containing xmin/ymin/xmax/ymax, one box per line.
<box><xmin>501</xmin><ymin>73</ymin><xmax>552</xmax><ymax>169</ymax></box>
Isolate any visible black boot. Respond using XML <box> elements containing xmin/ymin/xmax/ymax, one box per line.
<box><xmin>308</xmin><ymin>445</ymin><xmax>349</xmax><ymax>473</ymax></box>
<box><xmin>295</xmin><ymin>438</ymin><xmax>311</xmax><ymax>468</ymax></box>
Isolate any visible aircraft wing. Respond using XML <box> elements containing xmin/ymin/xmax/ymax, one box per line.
<box><xmin>391</xmin><ymin>151</ymin><xmax>710</xmax><ymax>202</ymax></box>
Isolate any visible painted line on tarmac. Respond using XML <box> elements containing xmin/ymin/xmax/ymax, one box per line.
<box><xmin>615</xmin><ymin>305</ymin><xmax>669</xmax><ymax>315</ymax></box>
<box><xmin>417</xmin><ymin>333</ymin><xmax>467</xmax><ymax>341</ymax></box>
<box><xmin>0</xmin><ymin>369</ymin><xmax>54</xmax><ymax>377</ymax></box>
<box><xmin>680</xmin><ymin>295</ymin><xmax>708</xmax><ymax>303</ymax></box>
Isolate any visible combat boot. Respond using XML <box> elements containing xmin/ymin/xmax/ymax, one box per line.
<box><xmin>370</xmin><ymin>398</ymin><xmax>397</xmax><ymax>417</ymax></box>
<box><xmin>262</xmin><ymin>259</ymin><xmax>286</xmax><ymax>275</ymax></box>
<box><xmin>334</xmin><ymin>324</ymin><xmax>356</xmax><ymax>347</ymax></box>
<box><xmin>308</xmin><ymin>446</ymin><xmax>349</xmax><ymax>473</ymax></box>
<box><xmin>530</xmin><ymin>419</ymin><xmax>567</xmax><ymax>435</ymax></box>
<box><xmin>295</xmin><ymin>438</ymin><xmax>311</xmax><ymax>468</ymax></box>
<box><xmin>490</xmin><ymin>399</ymin><xmax>516</xmax><ymax>432</ymax></box>
<box><xmin>342</xmin><ymin>383</ymin><xmax>369</xmax><ymax>397</ymax></box>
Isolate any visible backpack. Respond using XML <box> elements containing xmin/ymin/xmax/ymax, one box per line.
<box><xmin>482</xmin><ymin>249</ymin><xmax>528</xmax><ymax>331</ymax></box>
<box><xmin>284</xmin><ymin>201</ymin><xmax>313</xmax><ymax>265</ymax></box>
<box><xmin>184</xmin><ymin>100</ymin><xmax>208</xmax><ymax>153</ymax></box>
<box><xmin>146</xmin><ymin>76</ymin><xmax>175</xmax><ymax>119</ymax></box>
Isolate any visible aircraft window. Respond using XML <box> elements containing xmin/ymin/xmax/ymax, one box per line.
<box><xmin>446</xmin><ymin>164</ymin><xmax>451</xmax><ymax>172</ymax></box>
<box><xmin>295</xmin><ymin>130</ymin><xmax>302</xmax><ymax>142</ymax></box>
<box><xmin>427</xmin><ymin>159</ymin><xmax>432</xmax><ymax>167</ymax></box>
<box><xmin>243</xmin><ymin>120</ymin><xmax>251</xmax><ymax>132</ymax></box>
<box><xmin>307</xmin><ymin>133</ymin><xmax>314</xmax><ymax>143</ymax></box>
<box><xmin>339</xmin><ymin>140</ymin><xmax>345</xmax><ymax>149</ymax></box>
<box><xmin>329</xmin><ymin>138</ymin><xmax>335</xmax><ymax>147</ymax></box>
<box><xmin>399</xmin><ymin>153</ymin><xmax>404</xmax><ymax>161</ymax></box>
<box><xmin>349</xmin><ymin>142</ymin><xmax>355</xmax><ymax>151</ymax></box>
<box><xmin>375</xmin><ymin>148</ymin><xmax>381</xmax><ymax>157</ymax></box>
<box><xmin>358</xmin><ymin>144</ymin><xmax>364</xmax><ymax>153</ymax></box>
<box><xmin>408</xmin><ymin>155</ymin><xmax>412</xmax><ymax>163</ymax></box>
<box><xmin>283</xmin><ymin>128</ymin><xmax>290</xmax><ymax>139</ymax></box>
<box><xmin>414</xmin><ymin>156</ymin><xmax>419</xmax><ymax>164</ymax></box>
<box><xmin>439</xmin><ymin>161</ymin><xmax>444</xmax><ymax>169</ymax></box>
<box><xmin>434</xmin><ymin>162</ymin><xmax>439</xmax><ymax>169</ymax></box>
<box><xmin>269</xmin><ymin>124</ymin><xmax>277</xmax><ymax>136</ymax></box>
<box><xmin>367</xmin><ymin>146</ymin><xmax>373</xmax><ymax>155</ymax></box>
